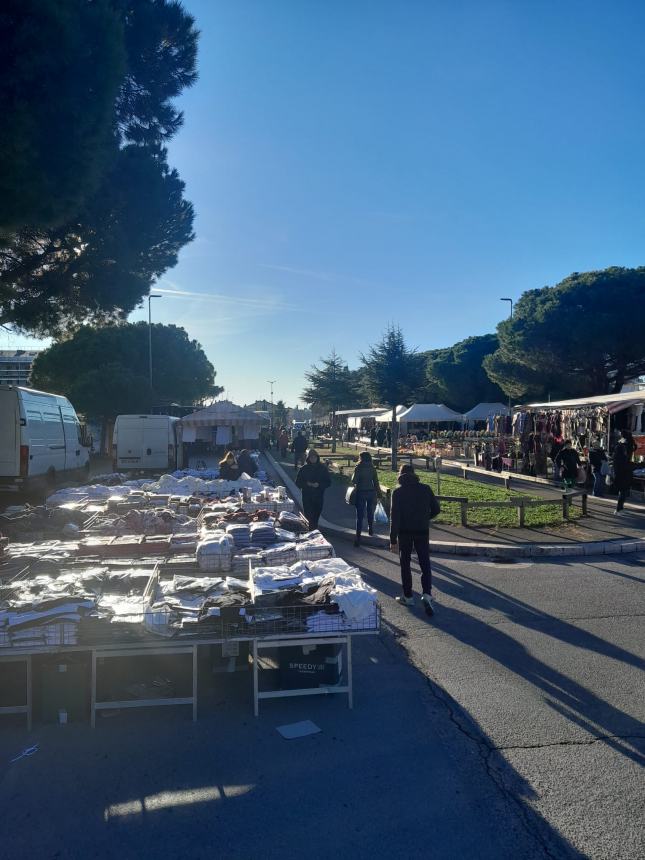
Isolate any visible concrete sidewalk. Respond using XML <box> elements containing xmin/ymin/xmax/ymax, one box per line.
<box><xmin>265</xmin><ymin>452</ymin><xmax>645</xmax><ymax>559</ymax></box>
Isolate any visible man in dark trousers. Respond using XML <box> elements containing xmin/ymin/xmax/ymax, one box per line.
<box><xmin>291</xmin><ymin>430</ymin><xmax>308</xmax><ymax>468</ymax></box>
<box><xmin>390</xmin><ymin>465</ymin><xmax>440</xmax><ymax>616</ymax></box>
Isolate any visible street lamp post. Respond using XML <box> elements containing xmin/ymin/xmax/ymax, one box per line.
<box><xmin>148</xmin><ymin>293</ymin><xmax>162</xmax><ymax>410</ymax></box>
<box><xmin>500</xmin><ymin>297</ymin><xmax>514</xmax><ymax>420</ymax></box>
<box><xmin>267</xmin><ymin>380</ymin><xmax>276</xmax><ymax>433</ymax></box>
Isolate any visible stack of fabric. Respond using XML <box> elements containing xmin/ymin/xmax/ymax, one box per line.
<box><xmin>196</xmin><ymin>533</ymin><xmax>234</xmax><ymax>572</ymax></box>
<box><xmin>295</xmin><ymin>531</ymin><xmax>334</xmax><ymax>561</ymax></box>
<box><xmin>225</xmin><ymin>524</ymin><xmax>251</xmax><ymax>549</ymax></box>
<box><xmin>261</xmin><ymin>542</ymin><xmax>298</xmax><ymax>567</ymax></box>
<box><xmin>277</xmin><ymin>511</ymin><xmax>309</xmax><ymax>533</ymax></box>
<box><xmin>249</xmin><ymin>522</ymin><xmax>276</xmax><ymax>547</ymax></box>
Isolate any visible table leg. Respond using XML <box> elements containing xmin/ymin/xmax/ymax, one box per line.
<box><xmin>347</xmin><ymin>635</ymin><xmax>353</xmax><ymax>710</ymax></box>
<box><xmin>192</xmin><ymin>645</ymin><xmax>198</xmax><ymax>722</ymax></box>
<box><xmin>253</xmin><ymin>640</ymin><xmax>259</xmax><ymax>718</ymax></box>
<box><xmin>26</xmin><ymin>655</ymin><xmax>32</xmax><ymax>732</ymax></box>
<box><xmin>90</xmin><ymin>650</ymin><xmax>96</xmax><ymax>729</ymax></box>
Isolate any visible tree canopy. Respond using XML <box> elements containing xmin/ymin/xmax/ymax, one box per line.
<box><xmin>31</xmin><ymin>322</ymin><xmax>221</xmax><ymax>419</ymax></box>
<box><xmin>0</xmin><ymin>0</ymin><xmax>199</xmax><ymax>336</ymax></box>
<box><xmin>425</xmin><ymin>334</ymin><xmax>507</xmax><ymax>412</ymax></box>
<box><xmin>361</xmin><ymin>326</ymin><xmax>426</xmax><ymax>469</ymax></box>
<box><xmin>483</xmin><ymin>267</ymin><xmax>645</xmax><ymax>400</ymax></box>
<box><xmin>302</xmin><ymin>350</ymin><xmax>356</xmax><ymax>451</ymax></box>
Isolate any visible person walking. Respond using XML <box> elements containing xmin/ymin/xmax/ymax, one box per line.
<box><xmin>278</xmin><ymin>427</ymin><xmax>289</xmax><ymax>459</ymax></box>
<box><xmin>291</xmin><ymin>430</ymin><xmax>308</xmax><ymax>468</ymax></box>
<box><xmin>390</xmin><ymin>465</ymin><xmax>441</xmax><ymax>616</ymax></box>
<box><xmin>370</xmin><ymin>426</ymin><xmax>377</xmax><ymax>447</ymax></box>
<box><xmin>613</xmin><ymin>429</ymin><xmax>635</xmax><ymax>513</ymax></box>
<box><xmin>350</xmin><ymin>451</ymin><xmax>383</xmax><ymax>546</ymax></box>
<box><xmin>554</xmin><ymin>440</ymin><xmax>580</xmax><ymax>489</ymax></box>
<box><xmin>295</xmin><ymin>449</ymin><xmax>331</xmax><ymax>530</ymax></box>
<box><xmin>376</xmin><ymin>425</ymin><xmax>386</xmax><ymax>447</ymax></box>
<box><xmin>588</xmin><ymin>442</ymin><xmax>607</xmax><ymax>498</ymax></box>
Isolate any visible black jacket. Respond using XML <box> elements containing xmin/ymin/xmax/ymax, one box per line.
<box><xmin>291</xmin><ymin>434</ymin><xmax>308</xmax><ymax>454</ymax></box>
<box><xmin>390</xmin><ymin>474</ymin><xmax>440</xmax><ymax>542</ymax></box>
<box><xmin>588</xmin><ymin>448</ymin><xmax>607</xmax><ymax>474</ymax></box>
<box><xmin>555</xmin><ymin>447</ymin><xmax>580</xmax><ymax>479</ymax></box>
<box><xmin>351</xmin><ymin>462</ymin><xmax>381</xmax><ymax>495</ymax></box>
<box><xmin>612</xmin><ymin>441</ymin><xmax>634</xmax><ymax>490</ymax></box>
<box><xmin>295</xmin><ymin>461</ymin><xmax>331</xmax><ymax>496</ymax></box>
<box><xmin>237</xmin><ymin>452</ymin><xmax>257</xmax><ymax>477</ymax></box>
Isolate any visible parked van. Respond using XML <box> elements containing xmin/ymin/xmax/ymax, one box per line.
<box><xmin>0</xmin><ymin>385</ymin><xmax>91</xmax><ymax>491</ymax></box>
<box><xmin>112</xmin><ymin>415</ymin><xmax>183</xmax><ymax>472</ymax></box>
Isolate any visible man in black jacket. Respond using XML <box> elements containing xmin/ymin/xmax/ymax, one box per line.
<box><xmin>390</xmin><ymin>465</ymin><xmax>440</xmax><ymax>616</ymax></box>
<box><xmin>291</xmin><ymin>431</ymin><xmax>308</xmax><ymax>468</ymax></box>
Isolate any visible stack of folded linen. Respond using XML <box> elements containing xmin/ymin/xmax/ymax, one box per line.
<box><xmin>249</xmin><ymin>522</ymin><xmax>276</xmax><ymax>547</ymax></box>
<box><xmin>225</xmin><ymin>524</ymin><xmax>251</xmax><ymax>549</ymax></box>
<box><xmin>261</xmin><ymin>542</ymin><xmax>297</xmax><ymax>567</ymax></box>
<box><xmin>295</xmin><ymin>531</ymin><xmax>334</xmax><ymax>561</ymax></box>
<box><xmin>196</xmin><ymin>533</ymin><xmax>234</xmax><ymax>572</ymax></box>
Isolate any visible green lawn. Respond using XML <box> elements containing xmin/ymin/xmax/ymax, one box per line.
<box><xmin>282</xmin><ymin>445</ymin><xmax>581</xmax><ymax>528</ymax></box>
<box><xmin>373</xmin><ymin>469</ymin><xmax>581</xmax><ymax>528</ymax></box>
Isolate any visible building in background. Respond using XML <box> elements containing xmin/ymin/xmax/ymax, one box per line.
<box><xmin>0</xmin><ymin>349</ymin><xmax>41</xmax><ymax>387</ymax></box>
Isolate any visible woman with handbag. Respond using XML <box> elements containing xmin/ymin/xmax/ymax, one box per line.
<box><xmin>295</xmin><ymin>449</ymin><xmax>331</xmax><ymax>530</ymax></box>
<box><xmin>350</xmin><ymin>451</ymin><xmax>383</xmax><ymax>546</ymax></box>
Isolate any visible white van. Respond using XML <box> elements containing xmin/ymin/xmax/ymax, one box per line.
<box><xmin>112</xmin><ymin>415</ymin><xmax>183</xmax><ymax>472</ymax></box>
<box><xmin>0</xmin><ymin>385</ymin><xmax>91</xmax><ymax>491</ymax></box>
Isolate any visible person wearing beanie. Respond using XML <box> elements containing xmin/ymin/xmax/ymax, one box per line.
<box><xmin>390</xmin><ymin>464</ymin><xmax>440</xmax><ymax>616</ymax></box>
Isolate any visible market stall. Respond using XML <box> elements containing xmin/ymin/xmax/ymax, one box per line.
<box><xmin>512</xmin><ymin>391</ymin><xmax>645</xmax><ymax>481</ymax></box>
<box><xmin>334</xmin><ymin>407</ymin><xmax>388</xmax><ymax>443</ymax></box>
<box><xmin>0</xmin><ymin>468</ymin><xmax>379</xmax><ymax>727</ymax></box>
<box><xmin>463</xmin><ymin>402</ymin><xmax>510</xmax><ymax>431</ymax></box>
<box><xmin>181</xmin><ymin>401</ymin><xmax>268</xmax><ymax>468</ymax></box>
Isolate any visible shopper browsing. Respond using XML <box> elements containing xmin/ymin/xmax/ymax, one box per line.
<box><xmin>350</xmin><ymin>451</ymin><xmax>383</xmax><ymax>546</ymax></box>
<box><xmin>295</xmin><ymin>449</ymin><xmax>332</xmax><ymax>529</ymax></box>
<box><xmin>236</xmin><ymin>449</ymin><xmax>257</xmax><ymax>478</ymax></box>
<box><xmin>554</xmin><ymin>440</ymin><xmax>580</xmax><ymax>488</ymax></box>
<box><xmin>389</xmin><ymin>465</ymin><xmax>440</xmax><ymax>616</ymax></box>
<box><xmin>588</xmin><ymin>442</ymin><xmax>607</xmax><ymax>497</ymax></box>
<box><xmin>219</xmin><ymin>451</ymin><xmax>241</xmax><ymax>481</ymax></box>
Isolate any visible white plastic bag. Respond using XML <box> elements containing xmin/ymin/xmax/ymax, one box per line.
<box><xmin>374</xmin><ymin>501</ymin><xmax>388</xmax><ymax>524</ymax></box>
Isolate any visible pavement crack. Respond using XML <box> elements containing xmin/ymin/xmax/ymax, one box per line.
<box><xmin>421</xmin><ymin>674</ymin><xmax>566</xmax><ymax>860</ymax></box>
<box><xmin>494</xmin><ymin>734</ymin><xmax>645</xmax><ymax>752</ymax></box>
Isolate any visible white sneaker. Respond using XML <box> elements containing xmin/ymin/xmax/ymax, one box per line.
<box><xmin>421</xmin><ymin>593</ymin><xmax>435</xmax><ymax>617</ymax></box>
<box><xmin>396</xmin><ymin>594</ymin><xmax>414</xmax><ymax>607</ymax></box>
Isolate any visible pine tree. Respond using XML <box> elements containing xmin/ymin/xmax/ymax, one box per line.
<box><xmin>302</xmin><ymin>351</ymin><xmax>356</xmax><ymax>453</ymax></box>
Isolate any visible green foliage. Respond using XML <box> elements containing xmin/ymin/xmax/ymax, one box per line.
<box><xmin>1</xmin><ymin>147</ymin><xmax>194</xmax><ymax>336</ymax></box>
<box><xmin>0</xmin><ymin>0</ymin><xmax>199</xmax><ymax>336</ymax></box>
<box><xmin>0</xmin><ymin>0</ymin><xmax>126</xmax><ymax>236</ymax></box>
<box><xmin>360</xmin><ymin>326</ymin><xmax>426</xmax><ymax>407</ymax></box>
<box><xmin>302</xmin><ymin>351</ymin><xmax>357</xmax><ymax>414</ymax></box>
<box><xmin>360</xmin><ymin>326</ymin><xmax>426</xmax><ymax>468</ymax></box>
<box><xmin>425</xmin><ymin>334</ymin><xmax>507</xmax><ymax>412</ymax></box>
<box><xmin>483</xmin><ymin>267</ymin><xmax>645</xmax><ymax>399</ymax></box>
<box><xmin>274</xmin><ymin>400</ymin><xmax>289</xmax><ymax>427</ymax></box>
<box><xmin>31</xmin><ymin>322</ymin><xmax>221</xmax><ymax>418</ymax></box>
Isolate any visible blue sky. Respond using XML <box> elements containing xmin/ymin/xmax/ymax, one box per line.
<box><xmin>7</xmin><ymin>0</ymin><xmax>645</xmax><ymax>406</ymax></box>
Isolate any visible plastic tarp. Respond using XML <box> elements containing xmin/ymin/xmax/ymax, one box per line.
<box><xmin>397</xmin><ymin>404</ymin><xmax>464</xmax><ymax>424</ymax></box>
<box><xmin>463</xmin><ymin>402</ymin><xmax>510</xmax><ymax>420</ymax></box>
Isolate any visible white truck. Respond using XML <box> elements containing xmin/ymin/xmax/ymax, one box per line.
<box><xmin>112</xmin><ymin>414</ymin><xmax>183</xmax><ymax>472</ymax></box>
<box><xmin>0</xmin><ymin>385</ymin><xmax>91</xmax><ymax>491</ymax></box>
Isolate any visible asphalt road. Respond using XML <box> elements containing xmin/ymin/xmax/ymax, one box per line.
<box><xmin>339</xmin><ymin>540</ymin><xmax>645</xmax><ymax>860</ymax></box>
<box><xmin>0</xmin><ymin>544</ymin><xmax>642</xmax><ymax>858</ymax></box>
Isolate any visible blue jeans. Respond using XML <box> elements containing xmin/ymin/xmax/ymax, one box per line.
<box><xmin>592</xmin><ymin>471</ymin><xmax>604</xmax><ymax>497</ymax></box>
<box><xmin>355</xmin><ymin>490</ymin><xmax>376</xmax><ymax>536</ymax></box>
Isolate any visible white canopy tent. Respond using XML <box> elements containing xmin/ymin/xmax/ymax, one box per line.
<box><xmin>398</xmin><ymin>404</ymin><xmax>464</xmax><ymax>424</ymax></box>
<box><xmin>181</xmin><ymin>401</ymin><xmax>267</xmax><ymax>445</ymax></box>
<box><xmin>463</xmin><ymin>402</ymin><xmax>510</xmax><ymax>423</ymax></box>
<box><xmin>375</xmin><ymin>405</ymin><xmax>408</xmax><ymax>423</ymax></box>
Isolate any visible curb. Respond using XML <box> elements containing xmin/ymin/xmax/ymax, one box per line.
<box><xmin>264</xmin><ymin>452</ymin><xmax>645</xmax><ymax>559</ymax></box>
